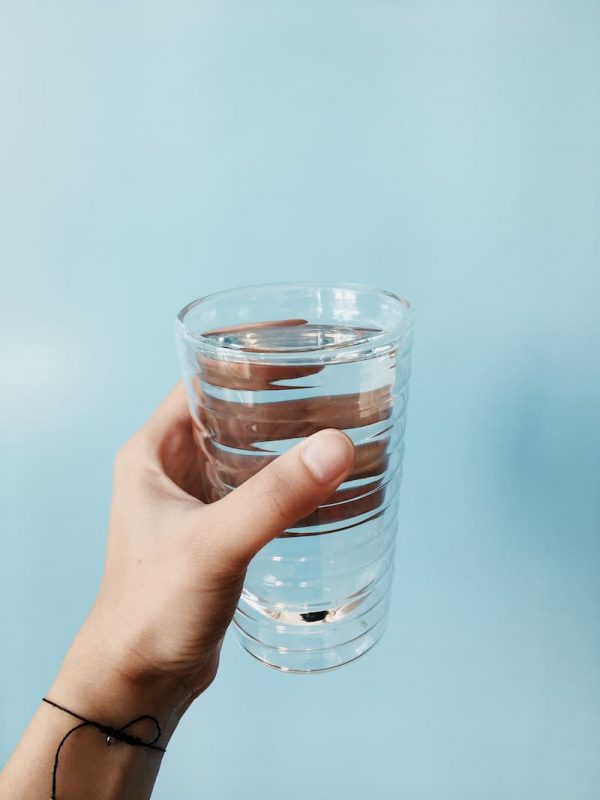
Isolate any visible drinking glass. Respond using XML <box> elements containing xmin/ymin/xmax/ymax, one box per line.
<box><xmin>175</xmin><ymin>282</ymin><xmax>414</xmax><ymax>672</ymax></box>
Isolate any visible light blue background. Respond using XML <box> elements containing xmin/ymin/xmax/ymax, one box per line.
<box><xmin>1</xmin><ymin>2</ymin><xmax>599</xmax><ymax>797</ymax></box>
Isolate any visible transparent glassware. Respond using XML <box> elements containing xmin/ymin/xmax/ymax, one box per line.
<box><xmin>175</xmin><ymin>283</ymin><xmax>414</xmax><ymax>673</ymax></box>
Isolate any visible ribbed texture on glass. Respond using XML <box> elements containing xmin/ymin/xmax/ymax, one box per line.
<box><xmin>176</xmin><ymin>284</ymin><xmax>413</xmax><ymax>672</ymax></box>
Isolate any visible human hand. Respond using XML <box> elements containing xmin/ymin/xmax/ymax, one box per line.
<box><xmin>49</xmin><ymin>381</ymin><xmax>355</xmax><ymax>736</ymax></box>
<box><xmin>1</xmin><ymin>326</ymin><xmax>396</xmax><ymax>799</ymax></box>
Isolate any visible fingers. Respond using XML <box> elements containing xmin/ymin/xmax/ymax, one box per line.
<box><xmin>194</xmin><ymin>385</ymin><xmax>393</xmax><ymax>448</ymax></box>
<box><xmin>195</xmin><ymin>320</ymin><xmax>382</xmax><ymax>392</ymax></box>
<box><xmin>197</xmin><ymin>319</ymin><xmax>325</xmax><ymax>392</ymax></box>
<box><xmin>202</xmin><ymin>318</ymin><xmax>309</xmax><ymax>337</ymax></box>
<box><xmin>194</xmin><ymin>360</ymin><xmax>324</xmax><ymax>392</ymax></box>
<box><xmin>203</xmin><ymin>429</ymin><xmax>355</xmax><ymax>567</ymax></box>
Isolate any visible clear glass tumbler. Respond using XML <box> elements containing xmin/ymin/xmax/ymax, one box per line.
<box><xmin>175</xmin><ymin>282</ymin><xmax>414</xmax><ymax>673</ymax></box>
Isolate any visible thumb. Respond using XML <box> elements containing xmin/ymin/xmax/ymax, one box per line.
<box><xmin>205</xmin><ymin>429</ymin><xmax>354</xmax><ymax>568</ymax></box>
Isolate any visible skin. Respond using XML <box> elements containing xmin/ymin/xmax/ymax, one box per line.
<box><xmin>0</xmin><ymin>383</ymin><xmax>356</xmax><ymax>798</ymax></box>
<box><xmin>0</xmin><ymin>321</ymin><xmax>396</xmax><ymax>798</ymax></box>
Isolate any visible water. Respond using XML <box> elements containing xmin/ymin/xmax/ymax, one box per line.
<box><xmin>205</xmin><ymin>319</ymin><xmax>382</xmax><ymax>351</ymax></box>
<box><xmin>187</xmin><ymin>321</ymin><xmax>412</xmax><ymax>672</ymax></box>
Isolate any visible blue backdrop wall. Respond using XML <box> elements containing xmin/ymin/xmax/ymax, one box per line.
<box><xmin>1</xmin><ymin>2</ymin><xmax>599</xmax><ymax>798</ymax></box>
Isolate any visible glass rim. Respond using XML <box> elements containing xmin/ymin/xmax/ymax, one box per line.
<box><xmin>176</xmin><ymin>281</ymin><xmax>414</xmax><ymax>361</ymax></box>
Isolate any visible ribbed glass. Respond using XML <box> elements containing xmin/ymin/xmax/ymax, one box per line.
<box><xmin>176</xmin><ymin>282</ymin><xmax>414</xmax><ymax>673</ymax></box>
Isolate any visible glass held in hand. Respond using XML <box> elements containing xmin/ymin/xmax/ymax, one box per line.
<box><xmin>176</xmin><ymin>283</ymin><xmax>414</xmax><ymax>673</ymax></box>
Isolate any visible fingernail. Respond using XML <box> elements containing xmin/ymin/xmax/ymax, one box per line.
<box><xmin>301</xmin><ymin>430</ymin><xmax>354</xmax><ymax>484</ymax></box>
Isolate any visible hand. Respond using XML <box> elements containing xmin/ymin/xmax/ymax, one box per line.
<box><xmin>49</xmin><ymin>382</ymin><xmax>355</xmax><ymax>736</ymax></box>
<box><xmin>1</xmin><ymin>338</ymin><xmax>391</xmax><ymax>799</ymax></box>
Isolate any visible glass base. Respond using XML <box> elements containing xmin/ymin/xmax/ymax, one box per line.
<box><xmin>233</xmin><ymin>573</ymin><xmax>393</xmax><ymax>673</ymax></box>
<box><xmin>234</xmin><ymin>616</ymin><xmax>387</xmax><ymax>673</ymax></box>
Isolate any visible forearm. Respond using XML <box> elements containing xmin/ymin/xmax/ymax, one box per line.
<box><xmin>0</xmin><ymin>623</ymin><xmax>191</xmax><ymax>799</ymax></box>
<box><xmin>0</xmin><ymin>704</ymin><xmax>164</xmax><ymax>799</ymax></box>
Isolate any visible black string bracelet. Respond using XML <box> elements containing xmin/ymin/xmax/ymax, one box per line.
<box><xmin>42</xmin><ymin>697</ymin><xmax>166</xmax><ymax>800</ymax></box>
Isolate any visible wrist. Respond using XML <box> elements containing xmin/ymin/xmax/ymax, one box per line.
<box><xmin>49</xmin><ymin>620</ymin><xmax>192</xmax><ymax>744</ymax></box>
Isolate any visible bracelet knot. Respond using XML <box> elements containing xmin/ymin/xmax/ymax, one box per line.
<box><xmin>42</xmin><ymin>697</ymin><xmax>166</xmax><ymax>800</ymax></box>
